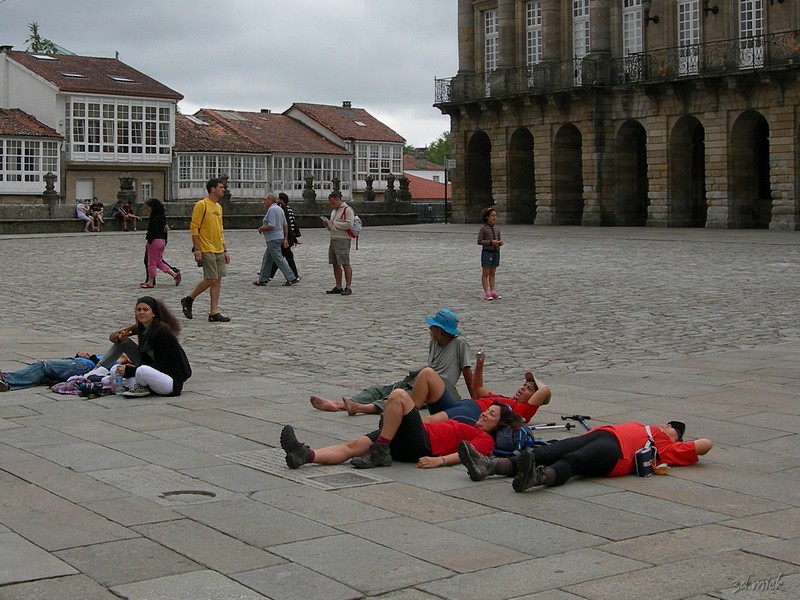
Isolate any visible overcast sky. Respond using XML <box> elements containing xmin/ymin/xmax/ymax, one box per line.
<box><xmin>0</xmin><ymin>0</ymin><xmax>458</xmax><ymax>147</ymax></box>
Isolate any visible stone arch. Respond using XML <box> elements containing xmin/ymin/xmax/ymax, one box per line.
<box><xmin>669</xmin><ymin>116</ymin><xmax>707</xmax><ymax>227</ymax></box>
<box><xmin>614</xmin><ymin>120</ymin><xmax>649</xmax><ymax>226</ymax></box>
<box><xmin>729</xmin><ymin>110</ymin><xmax>771</xmax><ymax>228</ymax></box>
<box><xmin>508</xmin><ymin>127</ymin><xmax>536</xmax><ymax>223</ymax></box>
<box><xmin>465</xmin><ymin>130</ymin><xmax>493</xmax><ymax>223</ymax></box>
<box><xmin>552</xmin><ymin>124</ymin><xmax>583</xmax><ymax>225</ymax></box>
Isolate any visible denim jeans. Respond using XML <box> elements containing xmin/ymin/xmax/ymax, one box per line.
<box><xmin>5</xmin><ymin>358</ymin><xmax>95</xmax><ymax>390</ymax></box>
<box><xmin>258</xmin><ymin>239</ymin><xmax>294</xmax><ymax>283</ymax></box>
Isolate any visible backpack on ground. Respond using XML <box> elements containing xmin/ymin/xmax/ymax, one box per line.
<box><xmin>493</xmin><ymin>425</ymin><xmax>537</xmax><ymax>457</ymax></box>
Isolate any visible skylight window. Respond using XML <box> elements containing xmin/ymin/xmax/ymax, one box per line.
<box><xmin>217</xmin><ymin>111</ymin><xmax>246</xmax><ymax>121</ymax></box>
<box><xmin>108</xmin><ymin>75</ymin><xmax>135</xmax><ymax>83</ymax></box>
<box><xmin>61</xmin><ymin>72</ymin><xmax>86</xmax><ymax>78</ymax></box>
<box><xmin>186</xmin><ymin>115</ymin><xmax>208</xmax><ymax>125</ymax></box>
<box><xmin>354</xmin><ymin>120</ymin><xmax>367</xmax><ymax>127</ymax></box>
<box><xmin>32</xmin><ymin>54</ymin><xmax>58</xmax><ymax>61</ymax></box>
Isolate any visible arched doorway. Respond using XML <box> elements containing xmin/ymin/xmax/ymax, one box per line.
<box><xmin>465</xmin><ymin>131</ymin><xmax>492</xmax><ymax>223</ymax></box>
<box><xmin>614</xmin><ymin>120</ymin><xmax>648</xmax><ymax>226</ymax></box>
<box><xmin>508</xmin><ymin>127</ymin><xmax>536</xmax><ymax>223</ymax></box>
<box><xmin>730</xmin><ymin>111</ymin><xmax>771</xmax><ymax>228</ymax></box>
<box><xmin>669</xmin><ymin>116</ymin><xmax>707</xmax><ymax>227</ymax></box>
<box><xmin>552</xmin><ymin>124</ymin><xmax>583</xmax><ymax>225</ymax></box>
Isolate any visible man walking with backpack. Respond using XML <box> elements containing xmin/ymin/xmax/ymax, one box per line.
<box><xmin>322</xmin><ymin>190</ymin><xmax>355</xmax><ymax>296</ymax></box>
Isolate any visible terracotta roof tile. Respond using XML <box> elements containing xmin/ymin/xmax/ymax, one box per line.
<box><xmin>175</xmin><ymin>109</ymin><xmax>351</xmax><ymax>155</ymax></box>
<box><xmin>403</xmin><ymin>155</ymin><xmax>444</xmax><ymax>170</ymax></box>
<box><xmin>0</xmin><ymin>108</ymin><xmax>62</xmax><ymax>138</ymax></box>
<box><xmin>7</xmin><ymin>50</ymin><xmax>182</xmax><ymax>101</ymax></box>
<box><xmin>406</xmin><ymin>173</ymin><xmax>450</xmax><ymax>201</ymax></box>
<box><xmin>288</xmin><ymin>102</ymin><xmax>405</xmax><ymax>143</ymax></box>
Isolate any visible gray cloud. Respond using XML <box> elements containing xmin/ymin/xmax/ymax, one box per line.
<box><xmin>0</xmin><ymin>0</ymin><xmax>457</xmax><ymax>146</ymax></box>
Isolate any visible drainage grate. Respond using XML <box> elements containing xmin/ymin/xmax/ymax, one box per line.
<box><xmin>219</xmin><ymin>448</ymin><xmax>392</xmax><ymax>490</ymax></box>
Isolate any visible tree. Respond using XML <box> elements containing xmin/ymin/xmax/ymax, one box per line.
<box><xmin>25</xmin><ymin>22</ymin><xmax>59</xmax><ymax>54</ymax></box>
<box><xmin>426</xmin><ymin>131</ymin><xmax>451</xmax><ymax>166</ymax></box>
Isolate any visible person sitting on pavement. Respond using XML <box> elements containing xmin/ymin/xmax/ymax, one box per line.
<box><xmin>457</xmin><ymin>420</ymin><xmax>713</xmax><ymax>492</ymax></box>
<box><xmin>101</xmin><ymin>296</ymin><xmax>191</xmax><ymax>398</ymax></box>
<box><xmin>310</xmin><ymin>309</ymin><xmax>475</xmax><ymax>415</ymax></box>
<box><xmin>414</xmin><ymin>348</ymin><xmax>551</xmax><ymax>425</ymax></box>
<box><xmin>0</xmin><ymin>352</ymin><xmax>102</xmax><ymax>392</ymax></box>
<box><xmin>282</xmin><ymin>386</ymin><xmax>524</xmax><ymax>470</ymax></box>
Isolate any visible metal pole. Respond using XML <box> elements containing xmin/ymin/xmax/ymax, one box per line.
<box><xmin>444</xmin><ymin>157</ymin><xmax>449</xmax><ymax>224</ymax></box>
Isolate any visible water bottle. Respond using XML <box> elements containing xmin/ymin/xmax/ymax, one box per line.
<box><xmin>114</xmin><ymin>374</ymin><xmax>124</xmax><ymax>395</ymax></box>
<box><xmin>476</xmin><ymin>348</ymin><xmax>484</xmax><ymax>360</ymax></box>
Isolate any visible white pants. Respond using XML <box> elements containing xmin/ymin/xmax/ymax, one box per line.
<box><xmin>134</xmin><ymin>365</ymin><xmax>174</xmax><ymax>396</ymax></box>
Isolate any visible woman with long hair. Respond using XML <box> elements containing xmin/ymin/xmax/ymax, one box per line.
<box><xmin>100</xmin><ymin>296</ymin><xmax>191</xmax><ymax>398</ymax></box>
<box><xmin>281</xmin><ymin>389</ymin><xmax>524</xmax><ymax>471</ymax></box>
<box><xmin>141</xmin><ymin>198</ymin><xmax>180</xmax><ymax>288</ymax></box>
<box><xmin>477</xmin><ymin>206</ymin><xmax>503</xmax><ymax>300</ymax></box>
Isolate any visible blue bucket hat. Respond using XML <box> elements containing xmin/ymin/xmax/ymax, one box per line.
<box><xmin>425</xmin><ymin>309</ymin><xmax>461</xmax><ymax>336</ymax></box>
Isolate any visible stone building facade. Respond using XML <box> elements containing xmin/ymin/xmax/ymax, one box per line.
<box><xmin>435</xmin><ymin>0</ymin><xmax>800</xmax><ymax>229</ymax></box>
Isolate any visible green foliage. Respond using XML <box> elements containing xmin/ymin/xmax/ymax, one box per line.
<box><xmin>426</xmin><ymin>131</ymin><xmax>451</xmax><ymax>166</ymax></box>
<box><xmin>25</xmin><ymin>22</ymin><xmax>59</xmax><ymax>54</ymax></box>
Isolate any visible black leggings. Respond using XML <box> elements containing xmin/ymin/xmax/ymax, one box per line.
<box><xmin>367</xmin><ymin>408</ymin><xmax>432</xmax><ymax>463</ymax></box>
<box><xmin>512</xmin><ymin>430</ymin><xmax>622</xmax><ymax>486</ymax></box>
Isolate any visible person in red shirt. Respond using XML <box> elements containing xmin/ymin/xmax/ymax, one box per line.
<box><xmin>458</xmin><ymin>421</ymin><xmax>713</xmax><ymax>491</ymax></box>
<box><xmin>280</xmin><ymin>387</ymin><xmax>524</xmax><ymax>470</ymax></box>
<box><xmin>413</xmin><ymin>348</ymin><xmax>551</xmax><ymax>424</ymax></box>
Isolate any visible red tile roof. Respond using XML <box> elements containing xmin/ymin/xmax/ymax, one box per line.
<box><xmin>6</xmin><ymin>50</ymin><xmax>182</xmax><ymax>101</ymax></box>
<box><xmin>0</xmin><ymin>108</ymin><xmax>62</xmax><ymax>138</ymax></box>
<box><xmin>287</xmin><ymin>102</ymin><xmax>405</xmax><ymax>144</ymax></box>
<box><xmin>406</xmin><ymin>173</ymin><xmax>450</xmax><ymax>201</ymax></box>
<box><xmin>403</xmin><ymin>155</ymin><xmax>444</xmax><ymax>171</ymax></box>
<box><xmin>175</xmin><ymin>109</ymin><xmax>352</xmax><ymax>154</ymax></box>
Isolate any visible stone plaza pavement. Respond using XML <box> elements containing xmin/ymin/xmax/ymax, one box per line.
<box><xmin>0</xmin><ymin>223</ymin><xmax>799</xmax><ymax>599</ymax></box>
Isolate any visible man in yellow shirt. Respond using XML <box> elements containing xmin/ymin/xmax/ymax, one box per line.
<box><xmin>181</xmin><ymin>178</ymin><xmax>231</xmax><ymax>322</ymax></box>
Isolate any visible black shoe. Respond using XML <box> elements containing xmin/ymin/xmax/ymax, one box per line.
<box><xmin>326</xmin><ymin>287</ymin><xmax>343</xmax><ymax>294</ymax></box>
<box><xmin>208</xmin><ymin>313</ymin><xmax>231</xmax><ymax>322</ymax></box>
<box><xmin>458</xmin><ymin>440</ymin><xmax>497</xmax><ymax>482</ymax></box>
<box><xmin>283</xmin><ymin>278</ymin><xmax>299</xmax><ymax>287</ymax></box>
<box><xmin>0</xmin><ymin>371</ymin><xmax>9</xmax><ymax>392</ymax></box>
<box><xmin>280</xmin><ymin>425</ymin><xmax>312</xmax><ymax>469</ymax></box>
<box><xmin>350</xmin><ymin>443</ymin><xmax>392</xmax><ymax>469</ymax></box>
<box><xmin>341</xmin><ymin>288</ymin><xmax>352</xmax><ymax>296</ymax></box>
<box><xmin>181</xmin><ymin>296</ymin><xmax>194</xmax><ymax>319</ymax></box>
<box><xmin>512</xmin><ymin>450</ymin><xmax>547</xmax><ymax>492</ymax></box>
<box><xmin>253</xmin><ymin>280</ymin><xmax>268</xmax><ymax>286</ymax></box>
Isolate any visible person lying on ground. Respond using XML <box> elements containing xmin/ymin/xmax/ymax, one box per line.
<box><xmin>457</xmin><ymin>420</ymin><xmax>713</xmax><ymax>491</ymax></box>
<box><xmin>310</xmin><ymin>308</ymin><xmax>475</xmax><ymax>415</ymax></box>
<box><xmin>413</xmin><ymin>349</ymin><xmax>551</xmax><ymax>425</ymax></box>
<box><xmin>1</xmin><ymin>352</ymin><xmax>102</xmax><ymax>391</ymax></box>
<box><xmin>100</xmin><ymin>296</ymin><xmax>191</xmax><ymax>398</ymax></box>
<box><xmin>282</xmin><ymin>387</ymin><xmax>524</xmax><ymax>470</ymax></box>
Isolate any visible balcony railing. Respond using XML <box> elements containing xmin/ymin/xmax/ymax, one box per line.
<box><xmin>435</xmin><ymin>30</ymin><xmax>800</xmax><ymax>105</ymax></box>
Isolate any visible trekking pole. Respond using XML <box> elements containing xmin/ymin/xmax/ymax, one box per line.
<box><xmin>529</xmin><ymin>422</ymin><xmax>574</xmax><ymax>431</ymax></box>
<box><xmin>562</xmin><ymin>415</ymin><xmax>592</xmax><ymax>431</ymax></box>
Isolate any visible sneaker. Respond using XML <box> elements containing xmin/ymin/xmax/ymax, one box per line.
<box><xmin>326</xmin><ymin>287</ymin><xmax>343</xmax><ymax>294</ymax></box>
<box><xmin>0</xmin><ymin>371</ymin><xmax>9</xmax><ymax>392</ymax></box>
<box><xmin>484</xmin><ymin>292</ymin><xmax>494</xmax><ymax>301</ymax></box>
<box><xmin>350</xmin><ymin>443</ymin><xmax>392</xmax><ymax>469</ymax></box>
<box><xmin>122</xmin><ymin>384</ymin><xmax>152</xmax><ymax>398</ymax></box>
<box><xmin>457</xmin><ymin>440</ymin><xmax>497</xmax><ymax>481</ymax></box>
<box><xmin>180</xmin><ymin>296</ymin><xmax>194</xmax><ymax>319</ymax></box>
<box><xmin>512</xmin><ymin>450</ymin><xmax>547</xmax><ymax>492</ymax></box>
<box><xmin>283</xmin><ymin>278</ymin><xmax>300</xmax><ymax>287</ymax></box>
<box><xmin>341</xmin><ymin>287</ymin><xmax>353</xmax><ymax>296</ymax></box>
<box><xmin>253</xmin><ymin>280</ymin><xmax>268</xmax><ymax>286</ymax></box>
<box><xmin>491</xmin><ymin>290</ymin><xmax>502</xmax><ymax>299</ymax></box>
<box><xmin>280</xmin><ymin>425</ymin><xmax>312</xmax><ymax>469</ymax></box>
<box><xmin>208</xmin><ymin>313</ymin><xmax>231</xmax><ymax>322</ymax></box>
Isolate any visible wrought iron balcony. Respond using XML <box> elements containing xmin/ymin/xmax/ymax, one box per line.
<box><xmin>435</xmin><ymin>30</ymin><xmax>800</xmax><ymax>105</ymax></box>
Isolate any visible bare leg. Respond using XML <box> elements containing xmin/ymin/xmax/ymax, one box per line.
<box><xmin>343</xmin><ymin>398</ymin><xmax>379</xmax><ymax>415</ymax></box>
<box><xmin>482</xmin><ymin>267</ymin><xmax>491</xmax><ymax>292</ymax></box>
<box><xmin>209</xmin><ymin>278</ymin><xmax>222</xmax><ymax>315</ymax></box>
<box><xmin>310</xmin><ymin>396</ymin><xmax>345</xmax><ymax>412</ymax></box>
<box><xmin>409</xmin><ymin>367</ymin><xmax>446</xmax><ymax>410</ymax></box>
<box><xmin>332</xmin><ymin>264</ymin><xmax>343</xmax><ymax>289</ymax></box>
<box><xmin>343</xmin><ymin>264</ymin><xmax>353</xmax><ymax>289</ymax></box>
<box><xmin>312</xmin><ymin>435</ymin><xmax>373</xmax><ymax>464</ymax></box>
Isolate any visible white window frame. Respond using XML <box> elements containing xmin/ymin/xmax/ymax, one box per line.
<box><xmin>526</xmin><ymin>1</ymin><xmax>543</xmax><ymax>66</ymax></box>
<box><xmin>175</xmin><ymin>153</ymin><xmax>268</xmax><ymax>199</ymax></box>
<box><xmin>739</xmin><ymin>0</ymin><xmax>764</xmax><ymax>68</ymax></box>
<box><xmin>484</xmin><ymin>8</ymin><xmax>498</xmax><ymax>95</ymax></box>
<box><xmin>0</xmin><ymin>138</ymin><xmax>60</xmax><ymax>193</ymax></box>
<box><xmin>573</xmin><ymin>0</ymin><xmax>591</xmax><ymax>84</ymax></box>
<box><xmin>677</xmin><ymin>0</ymin><xmax>701</xmax><ymax>75</ymax></box>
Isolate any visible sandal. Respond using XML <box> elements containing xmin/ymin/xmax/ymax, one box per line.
<box><xmin>174</xmin><ymin>272</ymin><xmax>181</xmax><ymax>286</ymax></box>
<box><xmin>139</xmin><ymin>283</ymin><xmax>155</xmax><ymax>289</ymax></box>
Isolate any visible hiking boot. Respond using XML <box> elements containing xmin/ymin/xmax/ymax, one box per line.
<box><xmin>512</xmin><ymin>450</ymin><xmax>547</xmax><ymax>492</ymax></box>
<box><xmin>0</xmin><ymin>371</ymin><xmax>9</xmax><ymax>392</ymax></box>
<box><xmin>122</xmin><ymin>384</ymin><xmax>152</xmax><ymax>398</ymax></box>
<box><xmin>181</xmin><ymin>296</ymin><xmax>194</xmax><ymax>319</ymax></box>
<box><xmin>350</xmin><ymin>443</ymin><xmax>392</xmax><ymax>469</ymax></box>
<box><xmin>280</xmin><ymin>425</ymin><xmax>312</xmax><ymax>469</ymax></box>
<box><xmin>326</xmin><ymin>287</ymin><xmax>343</xmax><ymax>294</ymax></box>
<box><xmin>457</xmin><ymin>440</ymin><xmax>497</xmax><ymax>481</ymax></box>
<box><xmin>208</xmin><ymin>313</ymin><xmax>231</xmax><ymax>322</ymax></box>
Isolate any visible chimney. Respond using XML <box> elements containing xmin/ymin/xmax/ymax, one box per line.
<box><xmin>415</xmin><ymin>147</ymin><xmax>428</xmax><ymax>169</ymax></box>
<box><xmin>342</xmin><ymin>101</ymin><xmax>352</xmax><ymax>108</ymax></box>
<box><xmin>0</xmin><ymin>45</ymin><xmax>13</xmax><ymax>54</ymax></box>
<box><xmin>260</xmin><ymin>109</ymin><xmax>271</xmax><ymax>113</ymax></box>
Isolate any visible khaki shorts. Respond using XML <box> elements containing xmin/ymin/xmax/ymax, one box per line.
<box><xmin>328</xmin><ymin>238</ymin><xmax>352</xmax><ymax>265</ymax></box>
<box><xmin>201</xmin><ymin>252</ymin><xmax>227</xmax><ymax>279</ymax></box>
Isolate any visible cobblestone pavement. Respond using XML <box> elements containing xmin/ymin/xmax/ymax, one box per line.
<box><xmin>0</xmin><ymin>225</ymin><xmax>799</xmax><ymax>599</ymax></box>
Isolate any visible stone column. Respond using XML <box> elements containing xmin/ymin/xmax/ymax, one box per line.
<box><xmin>498</xmin><ymin>0</ymin><xmax>516</xmax><ymax>69</ymax></box>
<box><xmin>541</xmin><ymin>0</ymin><xmax>562</xmax><ymax>61</ymax></box>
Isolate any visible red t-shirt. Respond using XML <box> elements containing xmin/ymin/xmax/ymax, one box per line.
<box><xmin>424</xmin><ymin>420</ymin><xmax>494</xmax><ymax>456</ymax></box>
<box><xmin>595</xmin><ymin>422</ymin><xmax>700</xmax><ymax>477</ymax></box>
<box><xmin>474</xmin><ymin>393</ymin><xmax>540</xmax><ymax>422</ymax></box>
